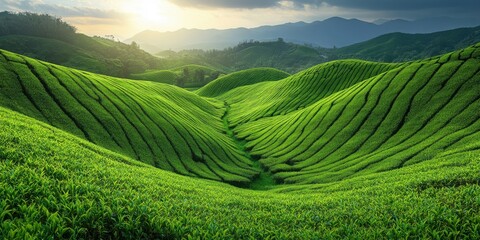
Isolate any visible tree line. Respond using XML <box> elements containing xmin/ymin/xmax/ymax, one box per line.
<box><xmin>0</xmin><ymin>11</ymin><xmax>76</xmax><ymax>42</ymax></box>
<box><xmin>0</xmin><ymin>11</ymin><xmax>163</xmax><ymax>77</ymax></box>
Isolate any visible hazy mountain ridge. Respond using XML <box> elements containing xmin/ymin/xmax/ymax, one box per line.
<box><xmin>335</xmin><ymin>25</ymin><xmax>480</xmax><ymax>62</ymax></box>
<box><xmin>155</xmin><ymin>26</ymin><xmax>480</xmax><ymax>74</ymax></box>
<box><xmin>127</xmin><ymin>16</ymin><xmax>480</xmax><ymax>52</ymax></box>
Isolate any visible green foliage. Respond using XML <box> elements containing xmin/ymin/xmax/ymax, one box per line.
<box><xmin>334</xmin><ymin>26</ymin><xmax>480</xmax><ymax>62</ymax></box>
<box><xmin>1</xmin><ymin>42</ymin><xmax>480</xmax><ymax>238</ymax></box>
<box><xmin>230</xmin><ymin>43</ymin><xmax>480</xmax><ymax>184</ymax></box>
<box><xmin>197</xmin><ymin>67</ymin><xmax>290</xmax><ymax>97</ymax></box>
<box><xmin>131</xmin><ymin>64</ymin><xmax>221</xmax><ymax>87</ymax></box>
<box><xmin>0</xmin><ymin>11</ymin><xmax>76</xmax><ymax>42</ymax></box>
<box><xmin>130</xmin><ymin>70</ymin><xmax>177</xmax><ymax>85</ymax></box>
<box><xmin>0</xmin><ymin>107</ymin><xmax>479</xmax><ymax>239</ymax></box>
<box><xmin>157</xmin><ymin>40</ymin><xmax>329</xmax><ymax>74</ymax></box>
<box><xmin>0</xmin><ymin>12</ymin><xmax>161</xmax><ymax>77</ymax></box>
<box><xmin>0</xmin><ymin>49</ymin><xmax>258</xmax><ymax>185</ymax></box>
<box><xmin>220</xmin><ymin>60</ymin><xmax>399</xmax><ymax>125</ymax></box>
<box><xmin>158</xmin><ymin>27</ymin><xmax>480</xmax><ymax>74</ymax></box>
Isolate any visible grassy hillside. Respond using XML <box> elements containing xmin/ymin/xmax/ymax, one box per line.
<box><xmin>157</xmin><ymin>40</ymin><xmax>328</xmax><ymax>74</ymax></box>
<box><xmin>0</xmin><ymin>34</ymin><xmax>160</xmax><ymax>78</ymax></box>
<box><xmin>1</xmin><ymin>106</ymin><xmax>479</xmax><ymax>239</ymax></box>
<box><xmin>130</xmin><ymin>64</ymin><xmax>221</xmax><ymax>88</ymax></box>
<box><xmin>0</xmin><ymin>35</ymin><xmax>119</xmax><ymax>76</ymax></box>
<box><xmin>0</xmin><ymin>12</ymin><xmax>160</xmax><ymax>77</ymax></box>
<box><xmin>129</xmin><ymin>69</ymin><xmax>177</xmax><ymax>85</ymax></box>
<box><xmin>1</xmin><ymin>43</ymin><xmax>480</xmax><ymax>238</ymax></box>
<box><xmin>196</xmin><ymin>67</ymin><xmax>290</xmax><ymax>97</ymax></box>
<box><xmin>158</xmin><ymin>27</ymin><xmax>480</xmax><ymax>75</ymax></box>
<box><xmin>228</xmin><ymin>43</ymin><xmax>480</xmax><ymax>184</ymax></box>
<box><xmin>0</xmin><ymin>49</ymin><xmax>258</xmax><ymax>185</ymax></box>
<box><xmin>335</xmin><ymin>26</ymin><xmax>480</xmax><ymax>62</ymax></box>
<box><xmin>215</xmin><ymin>60</ymin><xmax>400</xmax><ymax>125</ymax></box>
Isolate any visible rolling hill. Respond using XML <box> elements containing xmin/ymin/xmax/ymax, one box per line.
<box><xmin>227</xmin><ymin>43</ymin><xmax>480</xmax><ymax>184</ymax></box>
<box><xmin>0</xmin><ymin>12</ymin><xmax>160</xmax><ymax>77</ymax></box>
<box><xmin>196</xmin><ymin>67</ymin><xmax>290</xmax><ymax>97</ymax></box>
<box><xmin>336</xmin><ymin>25</ymin><xmax>480</xmax><ymax>62</ymax></box>
<box><xmin>158</xmin><ymin>40</ymin><xmax>328</xmax><ymax>74</ymax></box>
<box><xmin>218</xmin><ymin>60</ymin><xmax>400</xmax><ymax>125</ymax></box>
<box><xmin>130</xmin><ymin>64</ymin><xmax>222</xmax><ymax>88</ymax></box>
<box><xmin>1</xmin><ymin>43</ymin><xmax>480</xmax><ymax>238</ymax></box>
<box><xmin>2</xmin><ymin>105</ymin><xmax>479</xmax><ymax>238</ymax></box>
<box><xmin>0</xmin><ymin>49</ymin><xmax>259</xmax><ymax>186</ymax></box>
<box><xmin>157</xmin><ymin>26</ymin><xmax>480</xmax><ymax>75</ymax></box>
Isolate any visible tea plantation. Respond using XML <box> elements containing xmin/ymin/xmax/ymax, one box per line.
<box><xmin>1</xmin><ymin>43</ymin><xmax>480</xmax><ymax>239</ymax></box>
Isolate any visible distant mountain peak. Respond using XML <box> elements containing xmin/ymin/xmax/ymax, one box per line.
<box><xmin>126</xmin><ymin>16</ymin><xmax>480</xmax><ymax>52</ymax></box>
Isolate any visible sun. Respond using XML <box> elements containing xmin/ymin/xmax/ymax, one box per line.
<box><xmin>122</xmin><ymin>0</ymin><xmax>177</xmax><ymax>28</ymax></box>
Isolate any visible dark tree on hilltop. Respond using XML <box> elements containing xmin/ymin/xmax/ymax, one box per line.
<box><xmin>195</xmin><ymin>69</ymin><xmax>205</xmax><ymax>84</ymax></box>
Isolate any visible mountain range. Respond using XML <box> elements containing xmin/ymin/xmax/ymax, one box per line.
<box><xmin>127</xmin><ymin>16</ymin><xmax>480</xmax><ymax>52</ymax></box>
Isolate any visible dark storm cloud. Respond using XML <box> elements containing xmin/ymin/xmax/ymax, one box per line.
<box><xmin>294</xmin><ymin>0</ymin><xmax>480</xmax><ymax>10</ymax></box>
<box><xmin>167</xmin><ymin>0</ymin><xmax>480</xmax><ymax>12</ymax></box>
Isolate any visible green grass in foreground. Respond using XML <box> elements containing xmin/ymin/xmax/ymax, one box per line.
<box><xmin>1</xmin><ymin>107</ymin><xmax>479</xmax><ymax>239</ymax></box>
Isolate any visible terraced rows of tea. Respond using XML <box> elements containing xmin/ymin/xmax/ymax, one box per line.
<box><xmin>2</xmin><ymin>44</ymin><xmax>480</xmax><ymax>187</ymax></box>
<box><xmin>1</xmin><ymin>44</ymin><xmax>480</xmax><ymax>238</ymax></box>
<box><xmin>0</xmin><ymin>50</ymin><xmax>258</xmax><ymax>185</ymax></box>
<box><xmin>219</xmin><ymin>60</ymin><xmax>400</xmax><ymax>125</ymax></box>
<box><xmin>196</xmin><ymin>67</ymin><xmax>290</xmax><ymax>97</ymax></box>
<box><xmin>229</xmin><ymin>43</ymin><xmax>480</xmax><ymax>184</ymax></box>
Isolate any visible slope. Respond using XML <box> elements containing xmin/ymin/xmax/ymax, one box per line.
<box><xmin>217</xmin><ymin>60</ymin><xmax>400</xmax><ymax>125</ymax></box>
<box><xmin>196</xmin><ymin>67</ymin><xmax>290</xmax><ymax>97</ymax></box>
<box><xmin>0</xmin><ymin>12</ymin><xmax>160</xmax><ymax>77</ymax></box>
<box><xmin>0</xmin><ymin>35</ymin><xmax>117</xmax><ymax>76</ymax></box>
<box><xmin>157</xmin><ymin>40</ymin><xmax>327</xmax><ymax>74</ymax></box>
<box><xmin>1</xmin><ymin>106</ymin><xmax>479</xmax><ymax>239</ymax></box>
<box><xmin>229</xmin><ymin>43</ymin><xmax>480</xmax><ymax>184</ymax></box>
<box><xmin>0</xmin><ymin>49</ymin><xmax>258</xmax><ymax>185</ymax></box>
<box><xmin>335</xmin><ymin>26</ymin><xmax>480</xmax><ymax>62</ymax></box>
<box><xmin>158</xmin><ymin>26</ymin><xmax>480</xmax><ymax>75</ymax></box>
<box><xmin>129</xmin><ymin>69</ymin><xmax>177</xmax><ymax>85</ymax></box>
<box><xmin>130</xmin><ymin>64</ymin><xmax>221</xmax><ymax>87</ymax></box>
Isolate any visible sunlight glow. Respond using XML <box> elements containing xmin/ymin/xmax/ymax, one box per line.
<box><xmin>122</xmin><ymin>0</ymin><xmax>177</xmax><ymax>29</ymax></box>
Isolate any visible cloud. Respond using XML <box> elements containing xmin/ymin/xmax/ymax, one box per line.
<box><xmin>294</xmin><ymin>0</ymin><xmax>480</xmax><ymax>11</ymax></box>
<box><xmin>166</xmin><ymin>0</ymin><xmax>480</xmax><ymax>13</ymax></box>
<box><xmin>166</xmin><ymin>0</ymin><xmax>281</xmax><ymax>9</ymax></box>
<box><xmin>165</xmin><ymin>0</ymin><xmax>480</xmax><ymax>21</ymax></box>
<box><xmin>0</xmin><ymin>0</ymin><xmax>125</xmax><ymax>19</ymax></box>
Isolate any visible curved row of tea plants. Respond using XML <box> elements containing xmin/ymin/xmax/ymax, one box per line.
<box><xmin>231</xmin><ymin>43</ymin><xmax>480</xmax><ymax>184</ymax></box>
<box><xmin>216</xmin><ymin>60</ymin><xmax>400</xmax><ymax>125</ymax></box>
<box><xmin>0</xmin><ymin>49</ymin><xmax>258</xmax><ymax>185</ymax></box>
<box><xmin>1</xmin><ymin>107</ymin><xmax>479</xmax><ymax>239</ymax></box>
<box><xmin>196</xmin><ymin>67</ymin><xmax>290</xmax><ymax>97</ymax></box>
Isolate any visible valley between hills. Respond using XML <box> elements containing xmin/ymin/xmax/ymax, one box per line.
<box><xmin>1</xmin><ymin>42</ymin><xmax>480</xmax><ymax>238</ymax></box>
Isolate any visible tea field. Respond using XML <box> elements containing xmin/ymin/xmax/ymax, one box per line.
<box><xmin>1</xmin><ymin>43</ymin><xmax>480</xmax><ymax>238</ymax></box>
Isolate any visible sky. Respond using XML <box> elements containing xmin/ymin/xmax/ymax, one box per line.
<box><xmin>1</xmin><ymin>0</ymin><xmax>480</xmax><ymax>39</ymax></box>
